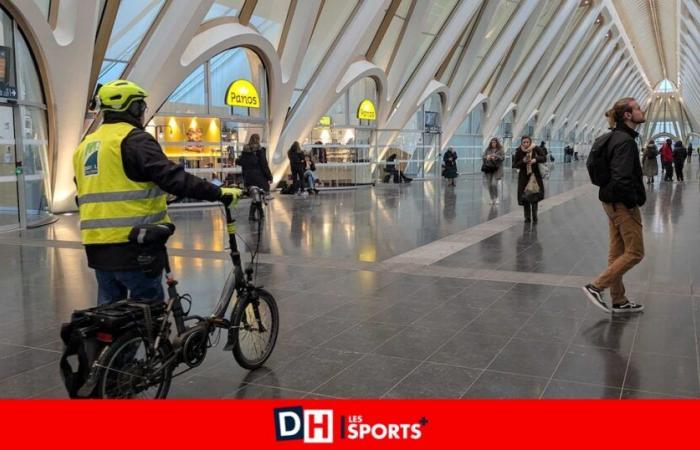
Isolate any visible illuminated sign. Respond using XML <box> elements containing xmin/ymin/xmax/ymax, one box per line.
<box><xmin>318</xmin><ymin>116</ymin><xmax>332</xmax><ymax>127</ymax></box>
<box><xmin>357</xmin><ymin>99</ymin><xmax>376</xmax><ymax>121</ymax></box>
<box><xmin>225</xmin><ymin>79</ymin><xmax>260</xmax><ymax>108</ymax></box>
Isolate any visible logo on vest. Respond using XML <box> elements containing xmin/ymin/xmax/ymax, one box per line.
<box><xmin>84</xmin><ymin>141</ymin><xmax>100</xmax><ymax>176</ymax></box>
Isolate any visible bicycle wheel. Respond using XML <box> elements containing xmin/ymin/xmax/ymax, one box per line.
<box><xmin>230</xmin><ymin>288</ymin><xmax>279</xmax><ymax>370</ymax></box>
<box><xmin>97</xmin><ymin>330</ymin><xmax>173</xmax><ymax>399</ymax></box>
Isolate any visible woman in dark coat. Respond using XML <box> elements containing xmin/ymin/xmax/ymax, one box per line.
<box><xmin>514</xmin><ymin>136</ymin><xmax>546</xmax><ymax>223</ymax></box>
<box><xmin>673</xmin><ymin>141</ymin><xmax>687</xmax><ymax>182</ymax></box>
<box><xmin>235</xmin><ymin>133</ymin><xmax>272</xmax><ymax>220</ymax></box>
<box><xmin>443</xmin><ymin>147</ymin><xmax>458</xmax><ymax>186</ymax></box>
<box><xmin>287</xmin><ymin>141</ymin><xmax>305</xmax><ymax>194</ymax></box>
<box><xmin>642</xmin><ymin>140</ymin><xmax>658</xmax><ymax>184</ymax></box>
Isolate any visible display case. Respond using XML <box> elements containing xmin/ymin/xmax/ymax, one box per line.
<box><xmin>303</xmin><ymin>125</ymin><xmax>374</xmax><ymax>188</ymax></box>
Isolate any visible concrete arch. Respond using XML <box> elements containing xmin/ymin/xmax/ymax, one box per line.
<box><xmin>417</xmin><ymin>80</ymin><xmax>450</xmax><ymax>114</ymax></box>
<box><xmin>651</xmin><ymin>132</ymin><xmax>679</xmax><ymax>142</ymax></box>
<box><xmin>180</xmin><ymin>22</ymin><xmax>283</xmax><ymax>105</ymax></box>
<box><xmin>336</xmin><ymin>60</ymin><xmax>388</xmax><ymax>103</ymax></box>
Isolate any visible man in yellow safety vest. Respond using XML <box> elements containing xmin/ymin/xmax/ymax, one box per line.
<box><xmin>74</xmin><ymin>80</ymin><xmax>240</xmax><ymax>304</ymax></box>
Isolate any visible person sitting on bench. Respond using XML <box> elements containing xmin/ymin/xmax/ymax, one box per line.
<box><xmin>386</xmin><ymin>153</ymin><xmax>412</xmax><ymax>183</ymax></box>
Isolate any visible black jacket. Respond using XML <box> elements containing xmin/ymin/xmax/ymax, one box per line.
<box><xmin>598</xmin><ymin>124</ymin><xmax>646</xmax><ymax>209</ymax></box>
<box><xmin>514</xmin><ymin>146</ymin><xmax>546</xmax><ymax>205</ymax></box>
<box><xmin>287</xmin><ymin>148</ymin><xmax>304</xmax><ymax>172</ymax></box>
<box><xmin>85</xmin><ymin>112</ymin><xmax>222</xmax><ymax>271</ymax></box>
<box><xmin>673</xmin><ymin>146</ymin><xmax>687</xmax><ymax>163</ymax></box>
<box><xmin>236</xmin><ymin>146</ymin><xmax>273</xmax><ymax>189</ymax></box>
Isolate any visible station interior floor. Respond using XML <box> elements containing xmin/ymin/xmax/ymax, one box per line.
<box><xmin>1</xmin><ymin>161</ymin><xmax>700</xmax><ymax>399</ymax></box>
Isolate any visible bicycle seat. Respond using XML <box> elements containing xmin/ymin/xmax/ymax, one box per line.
<box><xmin>128</xmin><ymin>223</ymin><xmax>175</xmax><ymax>246</ymax></box>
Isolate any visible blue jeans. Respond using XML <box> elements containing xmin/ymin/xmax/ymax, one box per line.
<box><xmin>304</xmin><ymin>170</ymin><xmax>317</xmax><ymax>189</ymax></box>
<box><xmin>95</xmin><ymin>270</ymin><xmax>164</xmax><ymax>305</ymax></box>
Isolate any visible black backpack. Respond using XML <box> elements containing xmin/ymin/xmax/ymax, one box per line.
<box><xmin>586</xmin><ymin>131</ymin><xmax>615</xmax><ymax>187</ymax></box>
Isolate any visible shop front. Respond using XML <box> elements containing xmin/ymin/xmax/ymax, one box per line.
<box><xmin>146</xmin><ymin>47</ymin><xmax>267</xmax><ymax>204</ymax></box>
<box><xmin>301</xmin><ymin>77</ymin><xmax>378</xmax><ymax>189</ymax></box>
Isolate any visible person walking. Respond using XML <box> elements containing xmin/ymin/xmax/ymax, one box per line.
<box><xmin>443</xmin><ymin>147</ymin><xmax>458</xmax><ymax>187</ymax></box>
<box><xmin>660</xmin><ymin>138</ymin><xmax>674</xmax><ymax>181</ymax></box>
<box><xmin>235</xmin><ymin>133</ymin><xmax>273</xmax><ymax>220</ymax></box>
<box><xmin>673</xmin><ymin>140</ymin><xmax>687</xmax><ymax>182</ymax></box>
<box><xmin>482</xmin><ymin>137</ymin><xmax>505</xmax><ymax>204</ymax></box>
<box><xmin>642</xmin><ymin>139</ymin><xmax>658</xmax><ymax>184</ymax></box>
<box><xmin>514</xmin><ymin>136</ymin><xmax>545</xmax><ymax>223</ymax></box>
<box><xmin>687</xmin><ymin>143</ymin><xmax>693</xmax><ymax>163</ymax></box>
<box><xmin>73</xmin><ymin>80</ymin><xmax>239</xmax><ymax>305</ymax></box>
<box><xmin>287</xmin><ymin>141</ymin><xmax>306</xmax><ymax>195</ymax></box>
<box><xmin>583</xmin><ymin>97</ymin><xmax>646</xmax><ymax>313</ymax></box>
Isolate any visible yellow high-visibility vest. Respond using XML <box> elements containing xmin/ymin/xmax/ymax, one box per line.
<box><xmin>73</xmin><ymin>122</ymin><xmax>169</xmax><ymax>245</ymax></box>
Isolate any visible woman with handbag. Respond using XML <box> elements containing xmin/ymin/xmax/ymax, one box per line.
<box><xmin>642</xmin><ymin>140</ymin><xmax>658</xmax><ymax>184</ymax></box>
<box><xmin>482</xmin><ymin>138</ymin><xmax>505</xmax><ymax>204</ymax></box>
<box><xmin>514</xmin><ymin>136</ymin><xmax>546</xmax><ymax>223</ymax></box>
<box><xmin>443</xmin><ymin>147</ymin><xmax>459</xmax><ymax>186</ymax></box>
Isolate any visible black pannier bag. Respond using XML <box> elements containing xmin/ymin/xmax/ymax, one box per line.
<box><xmin>59</xmin><ymin>223</ymin><xmax>175</xmax><ymax>398</ymax></box>
<box><xmin>59</xmin><ymin>299</ymin><xmax>167</xmax><ymax>398</ymax></box>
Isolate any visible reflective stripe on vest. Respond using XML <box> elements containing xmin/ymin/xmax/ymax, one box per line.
<box><xmin>77</xmin><ymin>186</ymin><xmax>165</xmax><ymax>205</ymax></box>
<box><xmin>79</xmin><ymin>211</ymin><xmax>167</xmax><ymax>230</ymax></box>
<box><xmin>73</xmin><ymin>122</ymin><xmax>170</xmax><ymax>245</ymax></box>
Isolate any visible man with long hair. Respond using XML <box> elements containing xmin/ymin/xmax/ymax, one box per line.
<box><xmin>583</xmin><ymin>97</ymin><xmax>646</xmax><ymax>313</ymax></box>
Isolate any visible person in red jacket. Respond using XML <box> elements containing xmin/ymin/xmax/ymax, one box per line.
<box><xmin>660</xmin><ymin>138</ymin><xmax>674</xmax><ymax>181</ymax></box>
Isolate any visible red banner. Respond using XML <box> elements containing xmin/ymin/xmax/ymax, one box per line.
<box><xmin>0</xmin><ymin>400</ymin><xmax>696</xmax><ymax>448</ymax></box>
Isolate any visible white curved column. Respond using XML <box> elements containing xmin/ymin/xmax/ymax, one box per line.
<box><xmin>482</xmin><ymin>0</ymin><xmax>578</xmax><ymax>143</ymax></box>
<box><xmin>10</xmin><ymin>0</ymin><xmax>104</xmax><ymax>212</ymax></box>
<box><xmin>382</xmin><ymin>0</ymin><xmax>482</xmax><ymax>133</ymax></box>
<box><xmin>512</xmin><ymin>5</ymin><xmax>604</xmax><ymax>138</ymax></box>
<box><xmin>446</xmin><ymin>0</ymin><xmax>498</xmax><ymax>110</ymax></box>
<box><xmin>533</xmin><ymin>28</ymin><xmax>612</xmax><ymax>136</ymax></box>
<box><xmin>559</xmin><ymin>49</ymin><xmax>625</xmax><ymax>135</ymax></box>
<box><xmin>442</xmin><ymin>0</ymin><xmax>541</xmax><ymax>148</ymax></box>
<box><xmin>274</xmin><ymin>0</ymin><xmax>389</xmax><ymax>180</ymax></box>
<box><xmin>549</xmin><ymin>37</ymin><xmax>620</xmax><ymax>133</ymax></box>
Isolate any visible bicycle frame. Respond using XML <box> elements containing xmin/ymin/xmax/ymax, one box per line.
<box><xmin>153</xmin><ymin>198</ymin><xmax>260</xmax><ymax>358</ymax></box>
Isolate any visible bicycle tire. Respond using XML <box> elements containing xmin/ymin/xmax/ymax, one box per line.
<box><xmin>96</xmin><ymin>329</ymin><xmax>173</xmax><ymax>399</ymax></box>
<box><xmin>230</xmin><ymin>288</ymin><xmax>279</xmax><ymax>370</ymax></box>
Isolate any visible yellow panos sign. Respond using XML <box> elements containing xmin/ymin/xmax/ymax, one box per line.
<box><xmin>225</xmin><ymin>79</ymin><xmax>260</xmax><ymax>108</ymax></box>
<box><xmin>357</xmin><ymin>99</ymin><xmax>376</xmax><ymax>121</ymax></box>
<box><xmin>318</xmin><ymin>116</ymin><xmax>332</xmax><ymax>127</ymax></box>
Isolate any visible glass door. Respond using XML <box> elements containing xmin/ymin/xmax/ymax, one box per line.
<box><xmin>0</xmin><ymin>105</ymin><xmax>19</xmax><ymax>230</ymax></box>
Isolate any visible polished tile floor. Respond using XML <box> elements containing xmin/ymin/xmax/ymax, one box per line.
<box><xmin>1</xmin><ymin>162</ymin><xmax>699</xmax><ymax>399</ymax></box>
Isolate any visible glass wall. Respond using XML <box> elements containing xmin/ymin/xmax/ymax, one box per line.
<box><xmin>390</xmin><ymin>92</ymin><xmax>442</xmax><ymax>179</ymax></box>
<box><xmin>0</xmin><ymin>6</ymin><xmax>51</xmax><ymax>227</ymax></box>
<box><xmin>446</xmin><ymin>103</ymin><xmax>484</xmax><ymax>175</ymax></box>
<box><xmin>97</xmin><ymin>0</ymin><xmax>166</xmax><ymax>86</ymax></box>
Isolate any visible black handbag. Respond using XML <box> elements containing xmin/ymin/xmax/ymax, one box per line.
<box><xmin>481</xmin><ymin>158</ymin><xmax>498</xmax><ymax>173</ymax></box>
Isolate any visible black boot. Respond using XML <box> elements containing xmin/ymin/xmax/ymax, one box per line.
<box><xmin>532</xmin><ymin>202</ymin><xmax>538</xmax><ymax>223</ymax></box>
<box><xmin>524</xmin><ymin>204</ymin><xmax>531</xmax><ymax>223</ymax></box>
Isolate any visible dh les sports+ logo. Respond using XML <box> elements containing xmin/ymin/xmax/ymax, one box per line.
<box><xmin>274</xmin><ymin>406</ymin><xmax>427</xmax><ymax>444</ymax></box>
